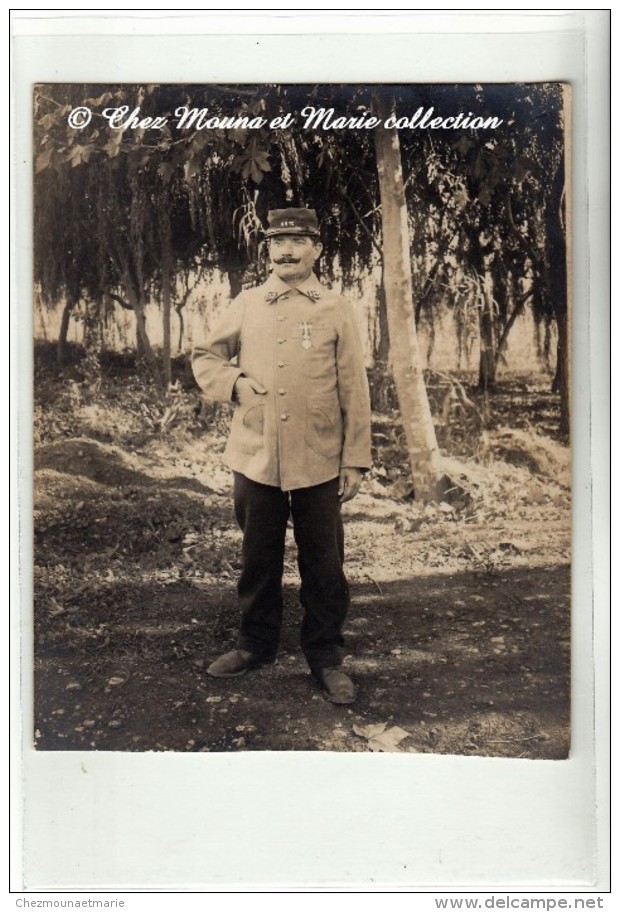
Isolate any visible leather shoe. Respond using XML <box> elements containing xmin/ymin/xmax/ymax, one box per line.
<box><xmin>207</xmin><ymin>649</ymin><xmax>264</xmax><ymax>678</ymax></box>
<box><xmin>317</xmin><ymin>667</ymin><xmax>357</xmax><ymax>705</ymax></box>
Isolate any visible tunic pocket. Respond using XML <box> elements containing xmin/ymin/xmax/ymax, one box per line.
<box><xmin>232</xmin><ymin>401</ymin><xmax>265</xmax><ymax>454</ymax></box>
<box><xmin>242</xmin><ymin>402</ymin><xmax>265</xmax><ymax>433</ymax></box>
<box><xmin>306</xmin><ymin>396</ymin><xmax>343</xmax><ymax>459</ymax></box>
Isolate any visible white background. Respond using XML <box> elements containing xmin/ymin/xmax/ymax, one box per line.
<box><xmin>10</xmin><ymin>9</ymin><xmax>611</xmax><ymax>895</ymax></box>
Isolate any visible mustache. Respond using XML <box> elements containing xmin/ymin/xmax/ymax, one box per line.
<box><xmin>273</xmin><ymin>257</ymin><xmax>300</xmax><ymax>265</ymax></box>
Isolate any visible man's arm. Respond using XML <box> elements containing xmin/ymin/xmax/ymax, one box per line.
<box><xmin>335</xmin><ymin>302</ymin><xmax>372</xmax><ymax>476</ymax></box>
<box><xmin>233</xmin><ymin>376</ymin><xmax>267</xmax><ymax>405</ymax></box>
<box><xmin>191</xmin><ymin>298</ymin><xmax>247</xmax><ymax>402</ymax></box>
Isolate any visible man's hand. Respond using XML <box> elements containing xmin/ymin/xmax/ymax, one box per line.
<box><xmin>233</xmin><ymin>376</ymin><xmax>267</xmax><ymax>406</ymax></box>
<box><xmin>338</xmin><ymin>467</ymin><xmax>363</xmax><ymax>503</ymax></box>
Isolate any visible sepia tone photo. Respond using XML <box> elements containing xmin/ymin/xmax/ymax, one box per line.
<box><xmin>33</xmin><ymin>82</ymin><xmax>571</xmax><ymax>757</ymax></box>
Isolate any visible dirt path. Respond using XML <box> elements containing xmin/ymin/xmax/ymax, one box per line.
<box><xmin>33</xmin><ymin>427</ymin><xmax>571</xmax><ymax>758</ymax></box>
<box><xmin>35</xmin><ymin>568</ymin><xmax>570</xmax><ymax>757</ymax></box>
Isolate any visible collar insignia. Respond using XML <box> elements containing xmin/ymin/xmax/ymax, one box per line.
<box><xmin>265</xmin><ymin>291</ymin><xmax>279</xmax><ymax>302</ymax></box>
<box><xmin>306</xmin><ymin>290</ymin><xmax>321</xmax><ymax>301</ymax></box>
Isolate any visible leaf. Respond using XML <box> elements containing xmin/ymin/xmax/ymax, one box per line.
<box><xmin>454</xmin><ymin>135</ymin><xmax>474</xmax><ymax>155</ymax></box>
<box><xmin>35</xmin><ymin>148</ymin><xmax>53</xmax><ymax>173</ymax></box>
<box><xmin>157</xmin><ymin>161</ymin><xmax>175</xmax><ymax>183</ymax></box>
<box><xmin>228</xmin><ymin>128</ymin><xmax>248</xmax><ymax>146</ymax></box>
<box><xmin>102</xmin><ymin>134</ymin><xmax>123</xmax><ymax>158</ymax></box>
<box><xmin>39</xmin><ymin>112</ymin><xmax>58</xmax><ymax>131</ymax></box>
<box><xmin>66</xmin><ymin>144</ymin><xmax>93</xmax><ymax>167</ymax></box>
<box><xmin>190</xmin><ymin>132</ymin><xmax>210</xmax><ymax>153</ymax></box>
<box><xmin>85</xmin><ymin>91</ymin><xmax>113</xmax><ymax>108</ymax></box>
<box><xmin>250</xmin><ymin>161</ymin><xmax>264</xmax><ymax>184</ymax></box>
<box><xmin>48</xmin><ymin>597</ymin><xmax>65</xmax><ymax>617</ymax></box>
<box><xmin>453</xmin><ymin>188</ymin><xmax>469</xmax><ymax>211</ymax></box>
<box><xmin>514</xmin><ymin>156</ymin><xmax>530</xmax><ymax>184</ymax></box>
<box><xmin>353</xmin><ymin>722</ymin><xmax>411</xmax><ymax>752</ymax></box>
<box><xmin>254</xmin><ymin>150</ymin><xmax>271</xmax><ymax>171</ymax></box>
<box><xmin>107</xmin><ymin>674</ymin><xmax>129</xmax><ymax>687</ymax></box>
<box><xmin>389</xmin><ymin>477</ymin><xmax>414</xmax><ymax>500</ymax></box>
<box><xmin>230</xmin><ymin>153</ymin><xmax>244</xmax><ymax>174</ymax></box>
<box><xmin>183</xmin><ymin>158</ymin><xmax>200</xmax><ymax>182</ymax></box>
<box><xmin>249</xmin><ymin>98</ymin><xmax>266</xmax><ymax>116</ymax></box>
<box><xmin>477</xmin><ymin>186</ymin><xmax>492</xmax><ymax>206</ymax></box>
<box><xmin>102</xmin><ymin>134</ymin><xmax>121</xmax><ymax>158</ymax></box>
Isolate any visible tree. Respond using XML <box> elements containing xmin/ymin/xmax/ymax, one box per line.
<box><xmin>34</xmin><ymin>85</ymin><xmax>250</xmax><ymax>387</ymax></box>
<box><xmin>372</xmin><ymin>93</ymin><xmax>446</xmax><ymax>500</ymax></box>
<box><xmin>394</xmin><ymin>83</ymin><xmax>568</xmax><ymax>420</ymax></box>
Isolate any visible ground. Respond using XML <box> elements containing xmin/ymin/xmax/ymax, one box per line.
<box><xmin>32</xmin><ymin>355</ymin><xmax>571</xmax><ymax>757</ymax></box>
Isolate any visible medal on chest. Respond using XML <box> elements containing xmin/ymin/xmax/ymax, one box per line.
<box><xmin>299</xmin><ymin>321</ymin><xmax>313</xmax><ymax>350</ymax></box>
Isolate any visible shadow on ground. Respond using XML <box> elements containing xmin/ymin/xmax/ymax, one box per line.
<box><xmin>34</xmin><ymin>565</ymin><xmax>570</xmax><ymax>758</ymax></box>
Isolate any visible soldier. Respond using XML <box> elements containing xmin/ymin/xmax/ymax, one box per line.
<box><xmin>192</xmin><ymin>207</ymin><xmax>371</xmax><ymax>704</ymax></box>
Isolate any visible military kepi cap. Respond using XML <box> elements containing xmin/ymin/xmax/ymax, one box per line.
<box><xmin>265</xmin><ymin>208</ymin><xmax>320</xmax><ymax>238</ymax></box>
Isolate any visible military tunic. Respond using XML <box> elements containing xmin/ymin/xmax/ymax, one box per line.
<box><xmin>192</xmin><ymin>272</ymin><xmax>372</xmax><ymax>491</ymax></box>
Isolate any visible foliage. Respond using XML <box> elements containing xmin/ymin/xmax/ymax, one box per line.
<box><xmin>33</xmin><ymin>82</ymin><xmax>569</xmax><ymax>429</ymax></box>
<box><xmin>34</xmin><ymin>82</ymin><xmax>565</xmax><ymax>300</ymax></box>
<box><xmin>394</xmin><ymin>85</ymin><xmax>566</xmax><ymax>388</ymax></box>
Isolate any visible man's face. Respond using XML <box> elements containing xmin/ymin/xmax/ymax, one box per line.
<box><xmin>269</xmin><ymin>235</ymin><xmax>322</xmax><ymax>286</ymax></box>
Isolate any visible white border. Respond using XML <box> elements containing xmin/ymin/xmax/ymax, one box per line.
<box><xmin>11</xmin><ymin>10</ymin><xmax>610</xmax><ymax>893</ymax></box>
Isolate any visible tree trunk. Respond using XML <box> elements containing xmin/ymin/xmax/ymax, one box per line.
<box><xmin>162</xmin><ymin>262</ymin><xmax>172</xmax><ymax>389</ymax></box>
<box><xmin>373</xmin><ymin>94</ymin><xmax>445</xmax><ymax>501</ymax></box>
<box><xmin>554</xmin><ymin>310</ymin><xmax>570</xmax><ymax>436</ymax></box>
<box><xmin>124</xmin><ymin>279</ymin><xmax>163</xmax><ymax>391</ymax></box>
<box><xmin>136</xmin><ymin>320</ymin><xmax>145</xmax><ymax>360</ymax></box>
<box><xmin>546</xmin><ymin>96</ymin><xmax>570</xmax><ymax>438</ymax></box>
<box><xmin>176</xmin><ymin>306</ymin><xmax>185</xmax><ymax>355</ymax></box>
<box><xmin>371</xmin><ymin>268</ymin><xmax>393</xmax><ymax>412</ymax></box>
<box><xmin>160</xmin><ymin>214</ymin><xmax>173</xmax><ymax>388</ymax></box>
<box><xmin>57</xmin><ymin>299</ymin><xmax>74</xmax><ymax>367</ymax></box>
<box><xmin>478</xmin><ymin>269</ymin><xmax>497</xmax><ymax>391</ymax></box>
<box><xmin>134</xmin><ymin>305</ymin><xmax>163</xmax><ymax>390</ymax></box>
<box><xmin>376</xmin><ymin>271</ymin><xmax>390</xmax><ymax>365</ymax></box>
<box><xmin>494</xmin><ymin>288</ymin><xmax>533</xmax><ymax>373</ymax></box>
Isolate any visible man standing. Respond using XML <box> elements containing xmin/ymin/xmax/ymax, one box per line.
<box><xmin>192</xmin><ymin>207</ymin><xmax>371</xmax><ymax>704</ymax></box>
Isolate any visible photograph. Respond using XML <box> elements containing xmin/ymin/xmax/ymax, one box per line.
<box><xmin>32</xmin><ymin>81</ymin><xmax>572</xmax><ymax>759</ymax></box>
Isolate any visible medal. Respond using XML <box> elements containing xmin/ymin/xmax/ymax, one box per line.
<box><xmin>300</xmin><ymin>321</ymin><xmax>313</xmax><ymax>350</ymax></box>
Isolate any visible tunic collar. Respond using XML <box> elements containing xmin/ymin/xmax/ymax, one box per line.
<box><xmin>264</xmin><ymin>272</ymin><xmax>323</xmax><ymax>304</ymax></box>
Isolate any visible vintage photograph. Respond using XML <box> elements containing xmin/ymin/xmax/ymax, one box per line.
<box><xmin>33</xmin><ymin>82</ymin><xmax>571</xmax><ymax>757</ymax></box>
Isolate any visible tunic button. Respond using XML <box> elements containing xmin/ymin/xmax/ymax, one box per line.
<box><xmin>277</xmin><ymin>337</ymin><xmax>286</xmax><ymax>344</ymax></box>
<box><xmin>278</xmin><ymin>388</ymin><xmax>286</xmax><ymax>396</ymax></box>
<box><xmin>280</xmin><ymin>413</ymin><xmax>288</xmax><ymax>421</ymax></box>
<box><xmin>277</xmin><ymin>361</ymin><xmax>284</xmax><ymax>368</ymax></box>
<box><xmin>277</xmin><ymin>315</ymin><xmax>285</xmax><ymax>322</ymax></box>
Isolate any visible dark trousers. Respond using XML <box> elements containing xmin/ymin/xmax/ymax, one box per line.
<box><xmin>233</xmin><ymin>472</ymin><xmax>349</xmax><ymax>671</ymax></box>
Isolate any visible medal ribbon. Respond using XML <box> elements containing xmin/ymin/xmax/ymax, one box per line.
<box><xmin>300</xmin><ymin>321</ymin><xmax>313</xmax><ymax>350</ymax></box>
